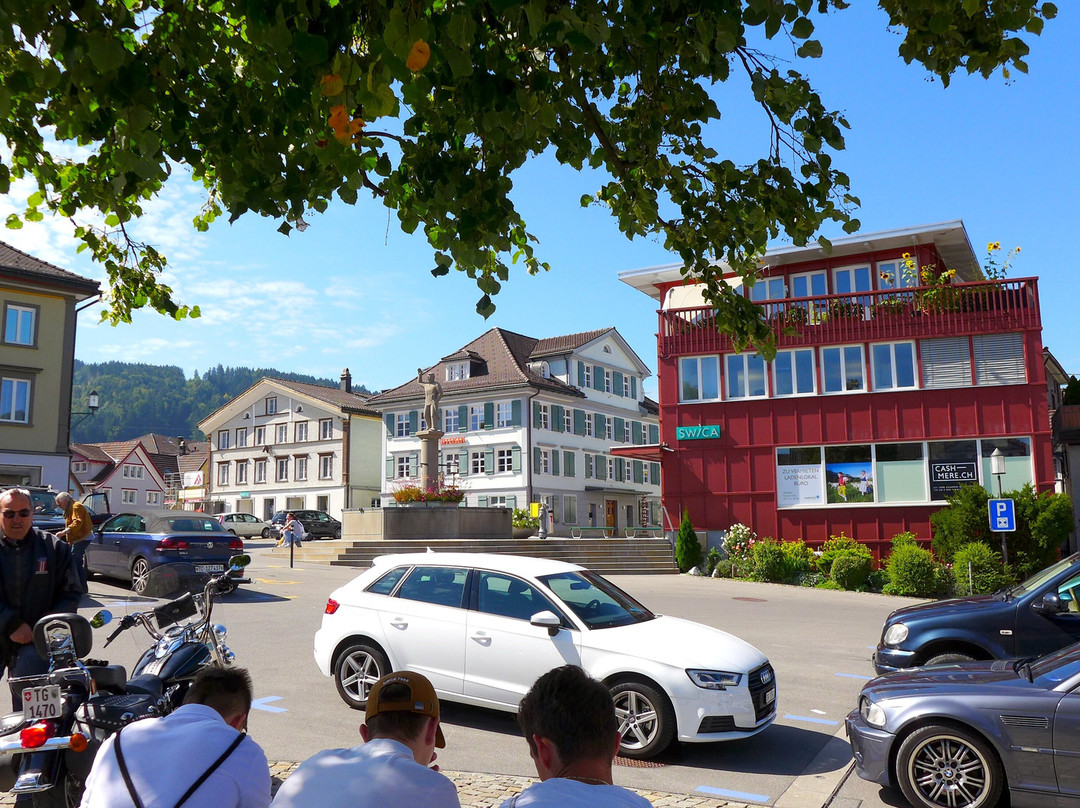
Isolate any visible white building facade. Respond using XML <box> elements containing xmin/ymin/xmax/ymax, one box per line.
<box><xmin>370</xmin><ymin>328</ymin><xmax>662</xmax><ymax>534</ymax></box>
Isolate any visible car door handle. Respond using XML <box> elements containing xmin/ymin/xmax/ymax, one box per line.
<box><xmin>471</xmin><ymin>632</ymin><xmax>491</xmax><ymax>646</ymax></box>
<box><xmin>389</xmin><ymin>618</ymin><xmax>409</xmax><ymax>629</ymax></box>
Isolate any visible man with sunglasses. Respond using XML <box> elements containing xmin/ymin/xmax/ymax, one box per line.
<box><xmin>0</xmin><ymin>487</ymin><xmax>83</xmax><ymax>710</ymax></box>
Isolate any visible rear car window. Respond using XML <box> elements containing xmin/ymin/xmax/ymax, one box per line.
<box><xmin>166</xmin><ymin>518</ymin><xmax>223</xmax><ymax>532</ymax></box>
<box><xmin>366</xmin><ymin>567</ymin><xmax>408</xmax><ymax>596</ymax></box>
<box><xmin>397</xmin><ymin>566</ymin><xmax>468</xmax><ymax>608</ymax></box>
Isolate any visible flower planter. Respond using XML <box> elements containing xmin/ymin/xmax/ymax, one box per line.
<box><xmin>512</xmin><ymin>527</ymin><xmax>535</xmax><ymax>539</ymax></box>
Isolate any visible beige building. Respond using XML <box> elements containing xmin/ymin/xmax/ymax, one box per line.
<box><xmin>1</xmin><ymin>242</ymin><xmax>99</xmax><ymax>489</ymax></box>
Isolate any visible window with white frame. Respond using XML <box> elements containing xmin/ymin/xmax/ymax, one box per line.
<box><xmin>877</xmin><ymin>259</ymin><xmax>916</xmax><ymax>289</ymax></box>
<box><xmin>319</xmin><ymin>454</ymin><xmax>333</xmax><ymax>479</ymax></box>
<box><xmin>218</xmin><ymin>462</ymin><xmax>230</xmax><ymax>486</ymax></box>
<box><xmin>789</xmin><ymin>270</ymin><xmax>826</xmax><ymax>299</ymax></box>
<box><xmin>748</xmin><ymin>276</ymin><xmax>787</xmax><ymax>319</ymax></box>
<box><xmin>607</xmin><ymin>458</ymin><xmax>616</xmax><ymax>480</ymax></box>
<box><xmin>396</xmin><ymin>456</ymin><xmax>415</xmax><ymax>478</ymax></box>
<box><xmin>623</xmin><ymin>375</ymin><xmax>632</xmax><ymax>397</ymax></box>
<box><xmin>582</xmin><ymin>364</ymin><xmax>593</xmax><ymax>388</ymax></box>
<box><xmin>470</xmin><ymin>450</ymin><xmax>486</xmax><ymax>475</ymax></box>
<box><xmin>122</xmin><ymin>464</ymin><xmax>144</xmax><ymax>479</ymax></box>
<box><xmin>295</xmin><ymin>421</ymin><xmax>308</xmax><ymax>442</ymax></box>
<box><xmin>320</xmin><ymin>418</ymin><xmax>333</xmax><ymax>439</ymax></box>
<box><xmin>497</xmin><ymin>448</ymin><xmax>513</xmax><ymax>473</ymax></box>
<box><xmin>395</xmin><ymin>413</ymin><xmax>411</xmax><ymax>437</ymax></box>
<box><xmin>265</xmin><ymin>397</ymin><xmax>277</xmax><ymax>415</ymax></box>
<box><xmin>488</xmin><ymin>495</ymin><xmax>508</xmax><ymax>507</ymax></box>
<box><xmin>564</xmin><ymin>408</ymin><xmax>572</xmax><ymax>432</ymax></box>
<box><xmin>539</xmin><ymin>449</ymin><xmax>552</xmax><ymax>475</ymax></box>
<box><xmin>146</xmin><ymin>490</ymin><xmax>160</xmax><ymax>506</ymax></box>
<box><xmin>3</xmin><ymin>304</ymin><xmax>35</xmax><ymax>346</ymax></box>
<box><xmin>276</xmin><ymin>458</ymin><xmax>288</xmax><ymax>481</ymax></box>
<box><xmin>0</xmin><ymin>378</ymin><xmax>29</xmax><ymax>423</ymax></box>
<box><xmin>469</xmin><ymin>405</ymin><xmax>483</xmax><ymax>431</ymax></box>
<box><xmin>295</xmin><ymin>456</ymin><xmax>308</xmax><ymax>480</ymax></box>
<box><xmin>623</xmin><ymin>421</ymin><xmax>631</xmax><ymax>442</ymax></box>
<box><xmin>833</xmin><ymin>265</ymin><xmax>873</xmax><ymax>297</ymax></box>
<box><xmin>255</xmin><ymin>459</ymin><xmax>267</xmax><ymax>483</ymax></box>
<box><xmin>443</xmin><ymin>408</ymin><xmax>459</xmax><ymax>433</ymax></box>
<box><xmin>679</xmin><ymin>355</ymin><xmax>721</xmax><ymax>402</ymax></box>
<box><xmin>236</xmin><ymin>461</ymin><xmax>248</xmax><ymax>485</ymax></box>
<box><xmin>254</xmin><ymin>426</ymin><xmax>266</xmax><ymax>445</ymax></box>
<box><xmin>496</xmin><ymin>401</ymin><xmax>513</xmax><ymax>428</ymax></box>
<box><xmin>236</xmin><ymin>427</ymin><xmax>247</xmax><ymax>448</ymax></box>
<box><xmin>72</xmin><ymin>461</ymin><xmax>87</xmax><ymax>473</ymax></box>
<box><xmin>537</xmin><ymin>403</ymin><xmax>550</xmax><ymax>430</ymax></box>
<box><xmin>726</xmin><ymin>353</ymin><xmax>767</xmax><ymax>399</ymax></box>
<box><xmin>443</xmin><ymin>453</ymin><xmax>459</xmax><ymax>476</ymax></box>
<box><xmin>605</xmin><ymin>417</ymin><xmax>614</xmax><ymax>440</ymax></box>
<box><xmin>871</xmin><ymin>342</ymin><xmax>917</xmax><ymax>391</ymax></box>
<box><xmin>275</xmin><ymin>424</ymin><xmax>288</xmax><ymax>443</ymax></box>
<box><xmin>218</xmin><ymin>430</ymin><xmax>230</xmax><ymax>450</ymax></box>
<box><xmin>446</xmin><ymin>362</ymin><xmax>470</xmax><ymax>381</ymax></box>
<box><xmin>604</xmin><ymin>369</ymin><xmax>613</xmax><ymax>393</ymax></box>
<box><xmin>642</xmin><ymin>462</ymin><xmax>651</xmax><ymax>484</ymax></box>
<box><xmin>773</xmin><ymin>348</ymin><xmax>816</xmax><ymax>396</ymax></box>
<box><xmin>584</xmin><ymin>413</ymin><xmax>595</xmax><ymax>438</ymax></box>
<box><xmin>121</xmin><ymin>489</ymin><xmax>136</xmax><ymax>504</ymax></box>
<box><xmin>820</xmin><ymin>345</ymin><xmax>865</xmax><ymax>393</ymax></box>
<box><xmin>624</xmin><ymin>459</ymin><xmax>632</xmax><ymax>480</ymax></box>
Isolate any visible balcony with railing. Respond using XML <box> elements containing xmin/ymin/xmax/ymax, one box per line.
<box><xmin>659</xmin><ymin>277</ymin><xmax>1041</xmax><ymax>358</ymax></box>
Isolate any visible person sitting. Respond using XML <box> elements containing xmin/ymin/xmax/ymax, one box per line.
<box><xmin>276</xmin><ymin>513</ymin><xmax>304</xmax><ymax>548</ymax></box>
<box><xmin>271</xmin><ymin>670</ymin><xmax>459</xmax><ymax>808</ymax></box>
<box><xmin>80</xmin><ymin>666</ymin><xmax>270</xmax><ymax>808</ymax></box>
<box><xmin>500</xmin><ymin>665</ymin><xmax>653</xmax><ymax>807</ymax></box>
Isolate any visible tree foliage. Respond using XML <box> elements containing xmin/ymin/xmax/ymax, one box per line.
<box><xmin>675</xmin><ymin>509</ymin><xmax>702</xmax><ymax>573</ymax></box>
<box><xmin>0</xmin><ymin>1</ymin><xmax>1057</xmax><ymax>352</ymax></box>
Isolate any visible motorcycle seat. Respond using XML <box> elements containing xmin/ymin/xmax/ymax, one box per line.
<box><xmin>124</xmin><ymin>674</ymin><xmax>164</xmax><ymax>699</ymax></box>
<box><xmin>88</xmin><ymin>664</ymin><xmax>128</xmax><ymax>692</ymax></box>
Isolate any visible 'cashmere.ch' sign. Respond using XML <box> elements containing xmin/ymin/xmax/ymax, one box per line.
<box><xmin>675</xmin><ymin>425</ymin><xmax>722</xmax><ymax>441</ymax></box>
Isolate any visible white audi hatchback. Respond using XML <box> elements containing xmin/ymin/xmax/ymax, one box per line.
<box><xmin>313</xmin><ymin>552</ymin><xmax>776</xmax><ymax>758</ymax></box>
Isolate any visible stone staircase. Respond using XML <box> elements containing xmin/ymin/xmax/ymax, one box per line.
<box><xmin>269</xmin><ymin>536</ymin><xmax>678</xmax><ymax>575</ymax></box>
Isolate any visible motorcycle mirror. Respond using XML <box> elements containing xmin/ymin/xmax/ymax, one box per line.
<box><xmin>90</xmin><ymin>610</ymin><xmax>113</xmax><ymax>629</ymax></box>
<box><xmin>228</xmin><ymin>554</ymin><xmax>251</xmax><ymax>570</ymax></box>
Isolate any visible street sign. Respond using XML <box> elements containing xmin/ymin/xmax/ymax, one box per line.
<box><xmin>988</xmin><ymin>498</ymin><xmax>1016</xmax><ymax>533</ymax></box>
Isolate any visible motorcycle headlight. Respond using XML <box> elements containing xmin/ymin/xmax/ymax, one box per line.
<box><xmin>860</xmin><ymin>696</ymin><xmax>887</xmax><ymax>729</ymax></box>
<box><xmin>686</xmin><ymin>669</ymin><xmax>742</xmax><ymax>690</ymax></box>
<box><xmin>883</xmin><ymin>623</ymin><xmax>908</xmax><ymax>646</ymax></box>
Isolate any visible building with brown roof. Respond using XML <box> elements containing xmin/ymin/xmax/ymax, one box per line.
<box><xmin>368</xmin><ymin>328</ymin><xmax>662</xmax><ymax>534</ymax></box>
<box><xmin>197</xmin><ymin>371</ymin><xmax>383</xmax><ymax>519</ymax></box>
<box><xmin>1</xmin><ymin>241</ymin><xmax>99</xmax><ymax>489</ymax></box>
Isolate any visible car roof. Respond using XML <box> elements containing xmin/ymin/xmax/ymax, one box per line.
<box><xmin>108</xmin><ymin>510</ymin><xmax>228</xmax><ymax>534</ymax></box>
<box><xmin>371</xmin><ymin>552</ymin><xmax>585</xmax><ymax>577</ymax></box>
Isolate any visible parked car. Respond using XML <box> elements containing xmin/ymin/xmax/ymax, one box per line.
<box><xmin>873</xmin><ymin>552</ymin><xmax>1080</xmax><ymax>675</ymax></box>
<box><xmin>314</xmin><ymin>552</ymin><xmax>776</xmax><ymax>759</ymax></box>
<box><xmin>217</xmin><ymin>512</ymin><xmax>275</xmax><ymax>538</ymax></box>
<box><xmin>271</xmin><ymin>509</ymin><xmax>341</xmax><ymax>540</ymax></box>
<box><xmin>86</xmin><ymin>510</ymin><xmax>244</xmax><ymax>594</ymax></box>
<box><xmin>848</xmin><ymin>642</ymin><xmax>1080</xmax><ymax>808</ymax></box>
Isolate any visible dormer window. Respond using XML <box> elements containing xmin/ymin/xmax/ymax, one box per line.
<box><xmin>266</xmin><ymin>397</ymin><xmax>278</xmax><ymax>415</ymax></box>
<box><xmin>446</xmin><ymin>362</ymin><xmax>470</xmax><ymax>381</ymax></box>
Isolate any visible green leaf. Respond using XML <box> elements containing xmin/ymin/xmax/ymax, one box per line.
<box><xmin>104</xmin><ymin>214</ymin><xmax>121</xmax><ymax>227</ymax></box>
<box><xmin>928</xmin><ymin>14</ymin><xmax>952</xmax><ymax>35</ymax></box>
<box><xmin>87</xmin><ymin>34</ymin><xmax>127</xmax><ymax>73</ymax></box>
<box><xmin>797</xmin><ymin>40</ymin><xmax>822</xmax><ymax>59</ymax></box>
<box><xmin>5</xmin><ymin>214</ymin><xmax>23</xmax><ymax>230</ymax></box>
<box><xmin>791</xmin><ymin>17</ymin><xmax>813</xmax><ymax>40</ymax></box>
<box><xmin>475</xmin><ymin>294</ymin><xmax>496</xmax><ymax>318</ymax></box>
<box><xmin>293</xmin><ymin>32</ymin><xmax>329</xmax><ymax>66</ymax></box>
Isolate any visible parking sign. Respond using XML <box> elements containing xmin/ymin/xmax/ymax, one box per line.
<box><xmin>988</xmin><ymin>498</ymin><xmax>1016</xmax><ymax>533</ymax></box>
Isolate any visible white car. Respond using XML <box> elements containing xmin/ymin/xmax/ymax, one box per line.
<box><xmin>216</xmin><ymin>512</ymin><xmax>274</xmax><ymax>539</ymax></box>
<box><xmin>313</xmin><ymin>552</ymin><xmax>776</xmax><ymax>758</ymax></box>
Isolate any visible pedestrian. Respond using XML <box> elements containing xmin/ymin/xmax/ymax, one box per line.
<box><xmin>270</xmin><ymin>670</ymin><xmax>460</xmax><ymax>808</ymax></box>
<box><xmin>276</xmin><ymin>513</ymin><xmax>304</xmax><ymax>548</ymax></box>
<box><xmin>80</xmin><ymin>666</ymin><xmax>271</xmax><ymax>808</ymax></box>
<box><xmin>0</xmin><ymin>487</ymin><xmax>83</xmax><ymax>710</ymax></box>
<box><xmin>500</xmin><ymin>665</ymin><xmax>653</xmax><ymax>807</ymax></box>
<box><xmin>54</xmin><ymin>491</ymin><xmax>93</xmax><ymax>593</ymax></box>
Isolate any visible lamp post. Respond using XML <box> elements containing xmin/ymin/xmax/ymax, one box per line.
<box><xmin>70</xmin><ymin>390</ymin><xmax>100</xmax><ymax>428</ymax></box>
<box><xmin>990</xmin><ymin>448</ymin><xmax>1008</xmax><ymax>563</ymax></box>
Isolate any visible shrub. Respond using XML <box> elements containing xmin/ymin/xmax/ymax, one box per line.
<box><xmin>704</xmin><ymin>546</ymin><xmax>721</xmax><ymax>576</ymax></box>
<box><xmin>883</xmin><ymin>544</ymin><xmax>951</xmax><ymax>598</ymax></box>
<box><xmin>830</xmin><ymin>552</ymin><xmax>873</xmax><ymax>591</ymax></box>
<box><xmin>722</xmin><ymin>523</ymin><xmax>757</xmax><ymax>578</ymax></box>
<box><xmin>795</xmin><ymin>570</ymin><xmax>826</xmax><ymax>588</ymax></box>
<box><xmin>867</xmin><ymin>568</ymin><xmax>888</xmax><ymax>592</ymax></box>
<box><xmin>512</xmin><ymin>508</ymin><xmax>539</xmax><ymax>530</ymax></box>
<box><xmin>781</xmin><ymin>540</ymin><xmax>815</xmax><ymax>578</ymax></box>
<box><xmin>891</xmin><ymin>531</ymin><xmax>920</xmax><ymax>549</ymax></box>
<box><xmin>748</xmin><ymin>538</ymin><xmax>788</xmax><ymax>582</ymax></box>
<box><xmin>675</xmin><ymin>510</ymin><xmax>703</xmax><ymax>573</ymax></box>
<box><xmin>952</xmin><ymin>542</ymin><xmax>1014</xmax><ymax>595</ymax></box>
<box><xmin>817</xmin><ymin>533</ymin><xmax>872</xmax><ymax>577</ymax></box>
<box><xmin>712</xmin><ymin>558</ymin><xmax>733</xmax><ymax>578</ymax></box>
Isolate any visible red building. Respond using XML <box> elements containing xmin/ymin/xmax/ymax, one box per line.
<box><xmin>619</xmin><ymin>221</ymin><xmax>1053</xmax><ymax>558</ymax></box>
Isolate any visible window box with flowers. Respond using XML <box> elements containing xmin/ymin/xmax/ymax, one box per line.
<box><xmin>390</xmin><ymin>479</ymin><xmax>465</xmax><ymax>507</ymax></box>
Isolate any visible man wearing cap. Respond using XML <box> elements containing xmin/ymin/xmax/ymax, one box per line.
<box><xmin>270</xmin><ymin>670</ymin><xmax>459</xmax><ymax>808</ymax></box>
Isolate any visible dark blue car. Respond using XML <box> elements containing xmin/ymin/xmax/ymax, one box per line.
<box><xmin>87</xmin><ymin>510</ymin><xmax>243</xmax><ymax>593</ymax></box>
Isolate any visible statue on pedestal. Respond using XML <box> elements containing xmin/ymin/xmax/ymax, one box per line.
<box><xmin>417</xmin><ymin>368</ymin><xmax>442</xmax><ymax>433</ymax></box>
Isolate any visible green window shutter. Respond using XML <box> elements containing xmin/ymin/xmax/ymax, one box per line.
<box><xmin>385</xmin><ymin>456</ymin><xmax>394</xmax><ymax>479</ymax></box>
<box><xmin>506</xmin><ymin>495</ymin><xmax>516</xmax><ymax>509</ymax></box>
<box><xmin>593</xmin><ymin>365</ymin><xmax>604</xmax><ymax>390</ymax></box>
<box><xmin>552</xmin><ymin>450</ymin><xmax>560</xmax><ymax>476</ymax></box>
<box><xmin>409</xmin><ymin>411</ymin><xmax>418</xmax><ymax>434</ymax></box>
<box><xmin>484</xmin><ymin>402</ymin><xmax>494</xmax><ymax>430</ymax></box>
<box><xmin>552</xmin><ymin>405</ymin><xmax>563</xmax><ymax>432</ymax></box>
<box><xmin>596</xmin><ymin>456</ymin><xmax>606</xmax><ymax>480</ymax></box>
<box><xmin>614</xmin><ymin>417</ymin><xmax>625</xmax><ymax>440</ymax></box>
<box><xmin>478</xmin><ymin>495</ymin><xmax>488</xmax><ymax>507</ymax></box>
<box><xmin>512</xmin><ymin>445</ymin><xmax>521</xmax><ymax>473</ymax></box>
<box><xmin>577</xmin><ymin>361</ymin><xmax>586</xmax><ymax>387</ymax></box>
<box><xmin>533</xmin><ymin>447</ymin><xmax>541</xmax><ymax>474</ymax></box>
<box><xmin>511</xmin><ymin>399</ymin><xmax>522</xmax><ymax>426</ymax></box>
<box><xmin>631</xmin><ymin>376</ymin><xmax>638</xmax><ymax>398</ymax></box>
<box><xmin>615</xmin><ymin>460</ymin><xmax>624</xmax><ymax>482</ymax></box>
<box><xmin>632</xmin><ymin>421</ymin><xmax>643</xmax><ymax>445</ymax></box>
<box><xmin>459</xmin><ymin>449</ymin><xmax>469</xmax><ymax>476</ymax></box>
<box><xmin>633</xmin><ymin>460</ymin><xmax>644</xmax><ymax>483</ymax></box>
<box><xmin>648</xmin><ymin>424</ymin><xmax>659</xmax><ymax>444</ymax></box>
<box><xmin>613</xmin><ymin>371</ymin><xmax>623</xmax><ymax>395</ymax></box>
<box><xmin>564</xmin><ymin>451</ymin><xmax>575</xmax><ymax>478</ymax></box>
<box><xmin>595</xmin><ymin>413</ymin><xmax>606</xmax><ymax>436</ymax></box>
<box><xmin>458</xmin><ymin>405</ymin><xmax>468</xmax><ymax>433</ymax></box>
<box><xmin>584</xmin><ymin>454</ymin><xmax>593</xmax><ymax>478</ymax></box>
<box><xmin>437</xmin><ymin>409</ymin><xmax>443</xmax><ymax>432</ymax></box>
<box><xmin>384</xmin><ymin>413</ymin><xmax>394</xmax><ymax>436</ymax></box>
<box><xmin>574</xmin><ymin>409</ymin><xmax>585</xmax><ymax>435</ymax></box>
<box><xmin>410</xmin><ymin>453</ymin><xmax>419</xmax><ymax>473</ymax></box>
<box><xmin>533</xmin><ymin>400</ymin><xmax>541</xmax><ymax>424</ymax></box>
<box><xmin>650</xmin><ymin>462</ymin><xmax>661</xmax><ymax>481</ymax></box>
<box><xmin>485</xmin><ymin>447</ymin><xmax>494</xmax><ymax>475</ymax></box>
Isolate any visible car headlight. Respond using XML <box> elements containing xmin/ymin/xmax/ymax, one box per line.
<box><xmin>686</xmin><ymin>669</ymin><xmax>742</xmax><ymax>690</ymax></box>
<box><xmin>883</xmin><ymin>622</ymin><xmax>909</xmax><ymax>646</ymax></box>
<box><xmin>859</xmin><ymin>696</ymin><xmax>887</xmax><ymax>728</ymax></box>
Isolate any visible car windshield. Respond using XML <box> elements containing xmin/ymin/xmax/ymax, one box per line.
<box><xmin>1012</xmin><ymin>554</ymin><xmax>1080</xmax><ymax>597</ymax></box>
<box><xmin>1027</xmin><ymin>642</ymin><xmax>1080</xmax><ymax>687</ymax></box>
<box><xmin>29</xmin><ymin>490</ymin><xmax>61</xmax><ymax>517</ymax></box>
<box><xmin>538</xmin><ymin>570</ymin><xmax>654</xmax><ymax>629</ymax></box>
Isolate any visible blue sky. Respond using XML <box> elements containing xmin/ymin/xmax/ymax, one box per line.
<box><xmin>3</xmin><ymin>4</ymin><xmax>1077</xmax><ymax>401</ymax></box>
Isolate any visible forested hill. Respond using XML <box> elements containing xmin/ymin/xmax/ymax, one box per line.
<box><xmin>70</xmin><ymin>361</ymin><xmax>370</xmax><ymax>443</ymax></box>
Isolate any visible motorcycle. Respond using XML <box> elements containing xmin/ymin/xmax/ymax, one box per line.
<box><xmin>0</xmin><ymin>555</ymin><xmax>250</xmax><ymax>807</ymax></box>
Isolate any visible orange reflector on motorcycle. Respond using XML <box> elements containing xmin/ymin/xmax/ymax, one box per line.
<box><xmin>20</xmin><ymin>721</ymin><xmax>55</xmax><ymax>749</ymax></box>
<box><xmin>325</xmin><ymin>598</ymin><xmax>339</xmax><ymax>614</ymax></box>
<box><xmin>68</xmin><ymin>732</ymin><xmax>89</xmax><ymax>753</ymax></box>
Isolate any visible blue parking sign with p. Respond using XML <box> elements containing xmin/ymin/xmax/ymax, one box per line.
<box><xmin>988</xmin><ymin>498</ymin><xmax>1016</xmax><ymax>533</ymax></box>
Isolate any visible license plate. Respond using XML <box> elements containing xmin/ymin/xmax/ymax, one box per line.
<box><xmin>195</xmin><ymin>565</ymin><xmax>224</xmax><ymax>573</ymax></box>
<box><xmin>23</xmin><ymin>685</ymin><xmax>61</xmax><ymax>721</ymax></box>
<box><xmin>764</xmin><ymin>688</ymin><xmax>776</xmax><ymax>705</ymax></box>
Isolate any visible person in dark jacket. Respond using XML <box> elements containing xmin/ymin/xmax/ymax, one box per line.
<box><xmin>0</xmin><ymin>487</ymin><xmax>84</xmax><ymax>709</ymax></box>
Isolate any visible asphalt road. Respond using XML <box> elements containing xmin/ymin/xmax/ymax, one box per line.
<box><xmin>6</xmin><ymin>542</ymin><xmax>921</xmax><ymax>807</ymax></box>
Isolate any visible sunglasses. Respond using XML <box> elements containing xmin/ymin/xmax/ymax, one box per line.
<box><xmin>1</xmin><ymin>509</ymin><xmax>32</xmax><ymax>519</ymax></box>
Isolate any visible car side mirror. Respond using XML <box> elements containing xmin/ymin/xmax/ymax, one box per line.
<box><xmin>1035</xmin><ymin>593</ymin><xmax>1066</xmax><ymax>615</ymax></box>
<box><xmin>530</xmin><ymin>610</ymin><xmax>562</xmax><ymax>637</ymax></box>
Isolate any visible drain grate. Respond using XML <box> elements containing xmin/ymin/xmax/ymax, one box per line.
<box><xmin>614</xmin><ymin>756</ymin><xmax>667</xmax><ymax>768</ymax></box>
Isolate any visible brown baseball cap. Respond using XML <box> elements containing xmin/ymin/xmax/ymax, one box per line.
<box><xmin>365</xmin><ymin>671</ymin><xmax>446</xmax><ymax>748</ymax></box>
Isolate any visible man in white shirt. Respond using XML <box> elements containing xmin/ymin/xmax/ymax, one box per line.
<box><xmin>271</xmin><ymin>670</ymin><xmax>459</xmax><ymax>808</ymax></box>
<box><xmin>80</xmin><ymin>666</ymin><xmax>270</xmax><ymax>808</ymax></box>
<box><xmin>500</xmin><ymin>665</ymin><xmax>653</xmax><ymax>807</ymax></box>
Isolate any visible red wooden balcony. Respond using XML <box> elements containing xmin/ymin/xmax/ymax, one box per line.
<box><xmin>658</xmin><ymin>277</ymin><xmax>1041</xmax><ymax>358</ymax></box>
